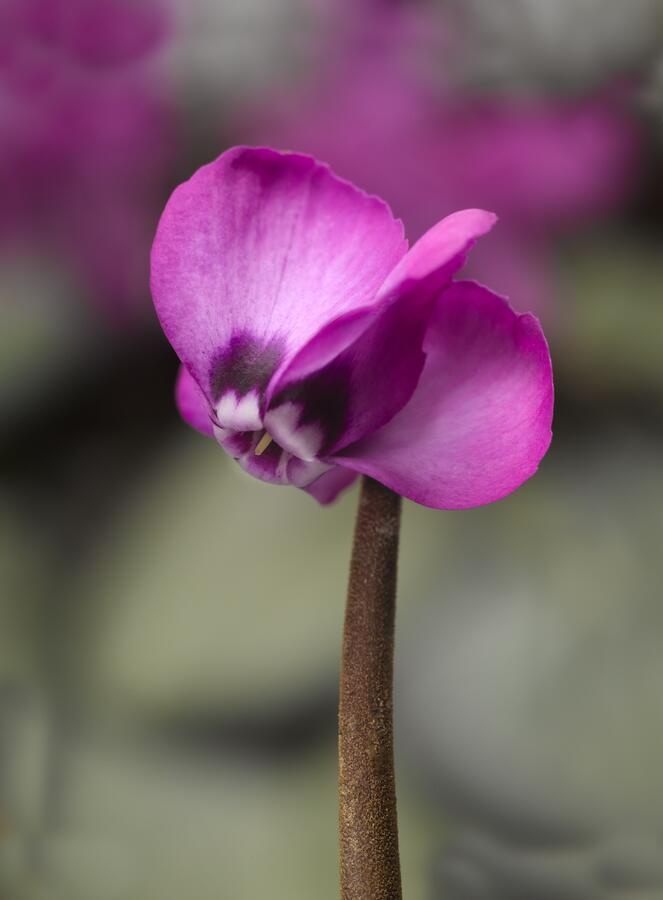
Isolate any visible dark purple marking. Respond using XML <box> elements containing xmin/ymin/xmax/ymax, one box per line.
<box><xmin>271</xmin><ymin>362</ymin><xmax>351</xmax><ymax>456</ymax></box>
<box><xmin>220</xmin><ymin>430</ymin><xmax>256</xmax><ymax>459</ymax></box>
<box><xmin>209</xmin><ymin>332</ymin><xmax>284</xmax><ymax>403</ymax></box>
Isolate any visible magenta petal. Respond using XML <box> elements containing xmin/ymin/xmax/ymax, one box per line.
<box><xmin>264</xmin><ymin>287</ymin><xmax>431</xmax><ymax>459</ymax></box>
<box><xmin>151</xmin><ymin>147</ymin><xmax>407</xmax><ymax>402</ymax></box>
<box><xmin>267</xmin><ymin>305</ymin><xmax>379</xmax><ymax>388</ymax></box>
<box><xmin>335</xmin><ymin>281</ymin><xmax>553</xmax><ymax>509</ymax></box>
<box><xmin>263</xmin><ymin>208</ymin><xmax>497</xmax><ymax>460</ymax></box>
<box><xmin>304</xmin><ymin>467</ymin><xmax>358</xmax><ymax>505</ymax></box>
<box><xmin>378</xmin><ymin>209</ymin><xmax>497</xmax><ymax>300</ymax></box>
<box><xmin>266</xmin><ymin>208</ymin><xmax>497</xmax><ymax>390</ymax></box>
<box><xmin>175</xmin><ymin>365</ymin><xmax>214</xmax><ymax>437</ymax></box>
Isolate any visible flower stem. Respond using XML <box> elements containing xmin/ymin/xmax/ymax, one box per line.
<box><xmin>339</xmin><ymin>476</ymin><xmax>403</xmax><ymax>900</ymax></box>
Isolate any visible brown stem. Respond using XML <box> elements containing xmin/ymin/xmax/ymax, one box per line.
<box><xmin>339</xmin><ymin>476</ymin><xmax>403</xmax><ymax>900</ymax></box>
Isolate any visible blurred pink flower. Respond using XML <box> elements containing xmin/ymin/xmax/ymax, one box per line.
<box><xmin>151</xmin><ymin>147</ymin><xmax>553</xmax><ymax>508</ymax></box>
<box><xmin>240</xmin><ymin>2</ymin><xmax>641</xmax><ymax>314</ymax></box>
<box><xmin>0</xmin><ymin>0</ymin><xmax>173</xmax><ymax>318</ymax></box>
<box><xmin>1</xmin><ymin>0</ymin><xmax>168</xmax><ymax>70</ymax></box>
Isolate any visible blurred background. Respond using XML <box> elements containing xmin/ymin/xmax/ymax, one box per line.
<box><xmin>2</xmin><ymin>0</ymin><xmax>663</xmax><ymax>897</ymax></box>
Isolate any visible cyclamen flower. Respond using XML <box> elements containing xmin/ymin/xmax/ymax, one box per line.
<box><xmin>151</xmin><ymin>147</ymin><xmax>553</xmax><ymax>508</ymax></box>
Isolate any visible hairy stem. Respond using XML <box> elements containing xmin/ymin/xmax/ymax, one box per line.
<box><xmin>339</xmin><ymin>476</ymin><xmax>403</xmax><ymax>900</ymax></box>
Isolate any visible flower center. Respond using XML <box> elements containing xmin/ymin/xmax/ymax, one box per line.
<box><xmin>213</xmin><ymin>419</ymin><xmax>332</xmax><ymax>489</ymax></box>
<box><xmin>211</xmin><ymin>383</ymin><xmax>334</xmax><ymax>489</ymax></box>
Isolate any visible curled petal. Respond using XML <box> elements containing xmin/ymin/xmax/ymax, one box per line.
<box><xmin>265</xmin><ymin>287</ymin><xmax>431</xmax><ymax>458</ymax></box>
<box><xmin>151</xmin><ymin>146</ymin><xmax>407</xmax><ymax>406</ymax></box>
<box><xmin>269</xmin><ymin>208</ymin><xmax>497</xmax><ymax>388</ymax></box>
<box><xmin>377</xmin><ymin>208</ymin><xmax>497</xmax><ymax>300</ymax></box>
<box><xmin>264</xmin><ymin>209</ymin><xmax>498</xmax><ymax>459</ymax></box>
<box><xmin>175</xmin><ymin>365</ymin><xmax>214</xmax><ymax>437</ymax></box>
<box><xmin>335</xmin><ymin>281</ymin><xmax>553</xmax><ymax>509</ymax></box>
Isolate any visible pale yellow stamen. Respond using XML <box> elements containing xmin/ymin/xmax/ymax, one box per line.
<box><xmin>254</xmin><ymin>431</ymin><xmax>274</xmax><ymax>456</ymax></box>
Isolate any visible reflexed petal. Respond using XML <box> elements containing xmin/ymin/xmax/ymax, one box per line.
<box><xmin>264</xmin><ymin>209</ymin><xmax>497</xmax><ymax>458</ymax></box>
<box><xmin>265</xmin><ymin>288</ymin><xmax>431</xmax><ymax>458</ymax></box>
<box><xmin>266</xmin><ymin>208</ymin><xmax>497</xmax><ymax>388</ymax></box>
<box><xmin>305</xmin><ymin>467</ymin><xmax>359</xmax><ymax>505</ymax></box>
<box><xmin>377</xmin><ymin>209</ymin><xmax>497</xmax><ymax>299</ymax></box>
<box><xmin>335</xmin><ymin>281</ymin><xmax>553</xmax><ymax>509</ymax></box>
<box><xmin>151</xmin><ymin>146</ymin><xmax>407</xmax><ymax>408</ymax></box>
<box><xmin>175</xmin><ymin>365</ymin><xmax>214</xmax><ymax>437</ymax></box>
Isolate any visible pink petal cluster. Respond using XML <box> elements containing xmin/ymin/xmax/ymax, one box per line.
<box><xmin>151</xmin><ymin>147</ymin><xmax>553</xmax><ymax>508</ymax></box>
<box><xmin>0</xmin><ymin>0</ymin><xmax>172</xmax><ymax>317</ymax></box>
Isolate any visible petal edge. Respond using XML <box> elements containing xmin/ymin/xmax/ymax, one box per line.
<box><xmin>335</xmin><ymin>280</ymin><xmax>553</xmax><ymax>509</ymax></box>
<box><xmin>175</xmin><ymin>365</ymin><xmax>214</xmax><ymax>437</ymax></box>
